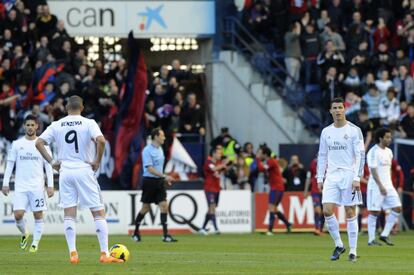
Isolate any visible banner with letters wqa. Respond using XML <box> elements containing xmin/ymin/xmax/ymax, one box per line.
<box><xmin>0</xmin><ymin>191</ymin><xmax>252</xmax><ymax>235</ymax></box>
<box><xmin>48</xmin><ymin>1</ymin><xmax>215</xmax><ymax>37</ymax></box>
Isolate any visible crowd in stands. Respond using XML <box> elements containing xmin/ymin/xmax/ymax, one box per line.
<box><xmin>242</xmin><ymin>0</ymin><xmax>414</xmax><ymax>138</ymax></box>
<box><xmin>0</xmin><ymin>0</ymin><xmax>205</xmax><ymax>144</ymax></box>
<box><xmin>209</xmin><ymin>127</ymin><xmax>309</xmax><ymax>192</ymax></box>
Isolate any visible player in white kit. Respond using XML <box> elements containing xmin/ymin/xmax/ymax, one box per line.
<box><xmin>1</xmin><ymin>115</ymin><xmax>54</xmax><ymax>252</ymax></box>
<box><xmin>35</xmin><ymin>96</ymin><xmax>123</xmax><ymax>264</ymax></box>
<box><xmin>317</xmin><ymin>98</ymin><xmax>365</xmax><ymax>262</ymax></box>
<box><xmin>366</xmin><ymin>128</ymin><xmax>402</xmax><ymax>246</ymax></box>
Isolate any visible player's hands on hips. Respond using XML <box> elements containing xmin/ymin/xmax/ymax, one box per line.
<box><xmin>379</xmin><ymin>184</ymin><xmax>387</xmax><ymax>195</ymax></box>
<box><xmin>86</xmin><ymin>160</ymin><xmax>100</xmax><ymax>172</ymax></box>
<box><xmin>47</xmin><ymin>187</ymin><xmax>54</xmax><ymax>198</ymax></box>
<box><xmin>317</xmin><ymin>182</ymin><xmax>323</xmax><ymax>191</ymax></box>
<box><xmin>352</xmin><ymin>181</ymin><xmax>360</xmax><ymax>191</ymax></box>
<box><xmin>52</xmin><ymin>160</ymin><xmax>61</xmax><ymax>172</ymax></box>
<box><xmin>1</xmin><ymin>186</ymin><xmax>10</xmax><ymax>196</ymax></box>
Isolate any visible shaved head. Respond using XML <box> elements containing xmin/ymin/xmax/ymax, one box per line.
<box><xmin>66</xmin><ymin>95</ymin><xmax>83</xmax><ymax>111</ymax></box>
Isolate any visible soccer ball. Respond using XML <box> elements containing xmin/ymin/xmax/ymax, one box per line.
<box><xmin>109</xmin><ymin>244</ymin><xmax>130</xmax><ymax>262</ymax></box>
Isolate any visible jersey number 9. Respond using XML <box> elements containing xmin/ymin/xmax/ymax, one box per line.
<box><xmin>65</xmin><ymin>130</ymin><xmax>79</xmax><ymax>153</ymax></box>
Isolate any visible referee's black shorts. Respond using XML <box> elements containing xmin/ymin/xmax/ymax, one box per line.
<box><xmin>141</xmin><ymin>177</ymin><xmax>167</xmax><ymax>204</ymax></box>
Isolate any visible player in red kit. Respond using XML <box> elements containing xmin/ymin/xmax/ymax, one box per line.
<box><xmin>391</xmin><ymin>160</ymin><xmax>404</xmax><ymax>193</ymax></box>
<box><xmin>304</xmin><ymin>158</ymin><xmax>324</xmax><ymax>235</ymax></box>
<box><xmin>257</xmin><ymin>146</ymin><xmax>292</xmax><ymax>235</ymax></box>
<box><xmin>199</xmin><ymin>147</ymin><xmax>226</xmax><ymax>235</ymax></box>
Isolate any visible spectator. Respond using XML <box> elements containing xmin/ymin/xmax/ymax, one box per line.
<box><xmin>170</xmin><ymin>59</ymin><xmax>189</xmax><ymax>80</ymax></box>
<box><xmin>354</xmin><ymin>109</ymin><xmax>374</xmax><ymax>151</ymax></box>
<box><xmin>348</xmin><ymin>40</ymin><xmax>370</xmax><ymax>79</ymax></box>
<box><xmin>284</xmin><ymin>22</ymin><xmax>302</xmax><ymax>89</ymax></box>
<box><xmin>235</xmin><ymin>156</ymin><xmax>250</xmax><ymax>190</ymax></box>
<box><xmin>394</xmin><ymin>49</ymin><xmax>410</xmax><ymax>70</ymax></box>
<box><xmin>343</xmin><ymin>67</ymin><xmax>361</xmax><ymax>92</ymax></box>
<box><xmin>145</xmin><ymin>99</ymin><xmax>158</xmax><ymax>130</ymax></box>
<box><xmin>399</xmin><ymin>103</ymin><xmax>414</xmax><ymax>138</ymax></box>
<box><xmin>301</xmin><ymin>23</ymin><xmax>320</xmax><ymax>85</ymax></box>
<box><xmin>210</xmin><ymin>127</ymin><xmax>230</xmax><ymax>149</ymax></box>
<box><xmin>344</xmin><ymin>91</ymin><xmax>363</xmax><ymax>122</ymax></box>
<box><xmin>181</xmin><ymin>93</ymin><xmax>205</xmax><ymax>136</ymax></box>
<box><xmin>241</xmin><ymin>142</ymin><xmax>255</xmax><ymax>168</ymax></box>
<box><xmin>393</xmin><ymin>64</ymin><xmax>414</xmax><ymax>103</ymax></box>
<box><xmin>373</xmin><ymin>17</ymin><xmax>391</xmax><ymax>50</ymax></box>
<box><xmin>245</xmin><ymin>1</ymin><xmax>270</xmax><ymax>38</ymax></box>
<box><xmin>327</xmin><ymin>0</ymin><xmax>344</xmax><ymax>31</ymax></box>
<box><xmin>320</xmin><ymin>23</ymin><xmax>346</xmax><ymax>52</ymax></box>
<box><xmin>321</xmin><ymin>66</ymin><xmax>342</xmax><ymax>123</ymax></box>
<box><xmin>35</xmin><ymin>4</ymin><xmax>58</xmax><ymax>38</ymax></box>
<box><xmin>317</xmin><ymin>40</ymin><xmax>345</xmax><ymax>76</ymax></box>
<box><xmin>362</xmin><ymin>84</ymin><xmax>383</xmax><ymax>128</ymax></box>
<box><xmin>375</xmin><ymin>70</ymin><xmax>393</xmax><ymax>96</ymax></box>
<box><xmin>283</xmin><ymin>155</ymin><xmax>306</xmax><ymax>191</ymax></box>
<box><xmin>317</xmin><ymin>9</ymin><xmax>330</xmax><ymax>32</ymax></box>
<box><xmin>345</xmin><ymin>22</ymin><xmax>366</xmax><ymax>56</ymax></box>
<box><xmin>379</xmin><ymin>87</ymin><xmax>400</xmax><ymax>129</ymax></box>
<box><xmin>168</xmin><ymin>105</ymin><xmax>182</xmax><ymax>133</ymax></box>
<box><xmin>370</xmin><ymin>43</ymin><xmax>395</xmax><ymax>73</ymax></box>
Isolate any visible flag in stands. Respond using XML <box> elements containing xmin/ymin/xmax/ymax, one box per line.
<box><xmin>113</xmin><ymin>31</ymin><xmax>147</xmax><ymax>189</ymax></box>
<box><xmin>165</xmin><ymin>136</ymin><xmax>198</xmax><ymax>181</ymax></box>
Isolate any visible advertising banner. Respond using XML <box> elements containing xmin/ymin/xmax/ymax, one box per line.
<box><xmin>0</xmin><ymin>190</ymin><xmax>251</xmax><ymax>235</ymax></box>
<box><xmin>48</xmin><ymin>1</ymin><xmax>215</xmax><ymax>37</ymax></box>
<box><xmin>255</xmin><ymin>192</ymin><xmax>348</xmax><ymax>231</ymax></box>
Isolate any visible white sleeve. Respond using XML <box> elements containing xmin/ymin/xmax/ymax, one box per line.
<box><xmin>44</xmin><ymin>146</ymin><xmax>54</xmax><ymax>188</ymax></box>
<box><xmin>7</xmin><ymin>141</ymin><xmax>17</xmax><ymax>162</ymax></box>
<box><xmin>316</xmin><ymin>130</ymin><xmax>328</xmax><ymax>183</ymax></box>
<box><xmin>2</xmin><ymin>160</ymin><xmax>15</xmax><ymax>187</ymax></box>
<box><xmin>39</xmin><ymin>123</ymin><xmax>55</xmax><ymax>144</ymax></box>
<box><xmin>89</xmin><ymin>120</ymin><xmax>103</xmax><ymax>140</ymax></box>
<box><xmin>352</xmin><ymin>127</ymin><xmax>365</xmax><ymax>181</ymax></box>
<box><xmin>367</xmin><ymin>148</ymin><xmax>377</xmax><ymax>169</ymax></box>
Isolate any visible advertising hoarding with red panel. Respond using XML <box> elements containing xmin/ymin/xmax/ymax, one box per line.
<box><xmin>255</xmin><ymin>192</ymin><xmax>348</xmax><ymax>232</ymax></box>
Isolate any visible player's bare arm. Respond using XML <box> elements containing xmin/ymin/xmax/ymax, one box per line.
<box><xmin>35</xmin><ymin>138</ymin><xmax>61</xmax><ymax>171</ymax></box>
<box><xmin>86</xmin><ymin>135</ymin><xmax>106</xmax><ymax>172</ymax></box>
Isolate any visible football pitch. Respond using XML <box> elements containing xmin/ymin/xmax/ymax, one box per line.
<box><xmin>1</xmin><ymin>232</ymin><xmax>414</xmax><ymax>274</ymax></box>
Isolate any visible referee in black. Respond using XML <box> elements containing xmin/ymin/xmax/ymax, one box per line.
<box><xmin>132</xmin><ymin>128</ymin><xmax>177</xmax><ymax>242</ymax></box>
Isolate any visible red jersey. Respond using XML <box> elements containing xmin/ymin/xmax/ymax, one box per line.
<box><xmin>309</xmin><ymin>159</ymin><xmax>319</xmax><ymax>194</ymax></box>
<box><xmin>203</xmin><ymin>158</ymin><xmax>221</xmax><ymax>193</ymax></box>
<box><xmin>258</xmin><ymin>158</ymin><xmax>284</xmax><ymax>191</ymax></box>
<box><xmin>391</xmin><ymin>159</ymin><xmax>404</xmax><ymax>189</ymax></box>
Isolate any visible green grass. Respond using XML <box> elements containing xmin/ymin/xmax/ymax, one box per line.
<box><xmin>1</xmin><ymin>232</ymin><xmax>413</xmax><ymax>274</ymax></box>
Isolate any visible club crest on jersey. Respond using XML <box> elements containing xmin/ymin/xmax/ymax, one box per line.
<box><xmin>343</xmin><ymin>134</ymin><xmax>349</xmax><ymax>140</ymax></box>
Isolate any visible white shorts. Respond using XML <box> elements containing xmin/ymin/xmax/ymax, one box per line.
<box><xmin>367</xmin><ymin>187</ymin><xmax>402</xmax><ymax>211</ymax></box>
<box><xmin>13</xmin><ymin>190</ymin><xmax>47</xmax><ymax>212</ymax></box>
<box><xmin>322</xmin><ymin>169</ymin><xmax>363</xmax><ymax>206</ymax></box>
<box><xmin>59</xmin><ymin>167</ymin><xmax>104</xmax><ymax>210</ymax></box>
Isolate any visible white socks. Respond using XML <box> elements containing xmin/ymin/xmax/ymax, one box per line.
<box><xmin>347</xmin><ymin>216</ymin><xmax>358</xmax><ymax>256</ymax></box>
<box><xmin>325</xmin><ymin>214</ymin><xmax>344</xmax><ymax>248</ymax></box>
<box><xmin>381</xmin><ymin>211</ymin><xmax>400</xmax><ymax>237</ymax></box>
<box><xmin>64</xmin><ymin>217</ymin><xmax>77</xmax><ymax>253</ymax></box>
<box><xmin>94</xmin><ymin>216</ymin><xmax>109</xmax><ymax>255</ymax></box>
<box><xmin>32</xmin><ymin>219</ymin><xmax>44</xmax><ymax>247</ymax></box>
<box><xmin>367</xmin><ymin>214</ymin><xmax>377</xmax><ymax>243</ymax></box>
<box><xmin>15</xmin><ymin>218</ymin><xmax>27</xmax><ymax>235</ymax></box>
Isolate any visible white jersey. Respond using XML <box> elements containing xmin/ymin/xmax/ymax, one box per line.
<box><xmin>7</xmin><ymin>137</ymin><xmax>52</xmax><ymax>192</ymax></box>
<box><xmin>39</xmin><ymin>115</ymin><xmax>103</xmax><ymax>170</ymax></box>
<box><xmin>317</xmin><ymin>122</ymin><xmax>365</xmax><ymax>183</ymax></box>
<box><xmin>367</xmin><ymin>145</ymin><xmax>393</xmax><ymax>190</ymax></box>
